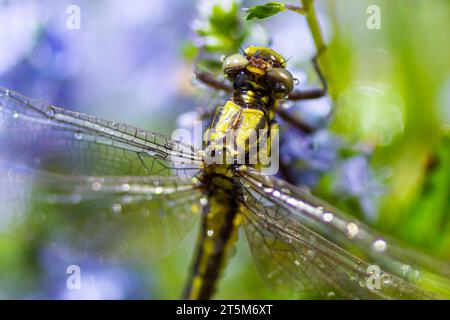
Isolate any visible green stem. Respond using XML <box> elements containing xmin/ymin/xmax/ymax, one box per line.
<box><xmin>300</xmin><ymin>0</ymin><xmax>330</xmax><ymax>74</ymax></box>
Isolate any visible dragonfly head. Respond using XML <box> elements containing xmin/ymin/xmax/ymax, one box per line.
<box><xmin>222</xmin><ymin>46</ymin><xmax>294</xmax><ymax>100</ymax></box>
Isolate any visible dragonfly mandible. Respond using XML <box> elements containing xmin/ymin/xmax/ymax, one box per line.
<box><xmin>0</xmin><ymin>46</ymin><xmax>449</xmax><ymax>300</ymax></box>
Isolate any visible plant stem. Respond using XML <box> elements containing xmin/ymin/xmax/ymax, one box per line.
<box><xmin>300</xmin><ymin>0</ymin><xmax>330</xmax><ymax>75</ymax></box>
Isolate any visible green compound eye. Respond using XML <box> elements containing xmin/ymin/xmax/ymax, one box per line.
<box><xmin>265</xmin><ymin>68</ymin><xmax>294</xmax><ymax>99</ymax></box>
<box><xmin>222</xmin><ymin>54</ymin><xmax>249</xmax><ymax>79</ymax></box>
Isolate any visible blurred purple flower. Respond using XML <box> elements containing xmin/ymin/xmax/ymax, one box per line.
<box><xmin>333</xmin><ymin>155</ymin><xmax>385</xmax><ymax>220</ymax></box>
<box><xmin>280</xmin><ymin>127</ymin><xmax>342</xmax><ymax>186</ymax></box>
<box><xmin>36</xmin><ymin>246</ymin><xmax>151</xmax><ymax>299</ymax></box>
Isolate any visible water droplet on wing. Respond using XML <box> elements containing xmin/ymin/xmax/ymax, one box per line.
<box><xmin>323</xmin><ymin>212</ymin><xmax>334</xmax><ymax>222</ymax></box>
<box><xmin>372</xmin><ymin>239</ymin><xmax>387</xmax><ymax>252</ymax></box>
<box><xmin>112</xmin><ymin>203</ymin><xmax>122</xmax><ymax>213</ymax></box>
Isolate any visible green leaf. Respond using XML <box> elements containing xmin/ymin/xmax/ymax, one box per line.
<box><xmin>245</xmin><ymin>2</ymin><xmax>286</xmax><ymax>20</ymax></box>
<box><xmin>191</xmin><ymin>1</ymin><xmax>247</xmax><ymax>54</ymax></box>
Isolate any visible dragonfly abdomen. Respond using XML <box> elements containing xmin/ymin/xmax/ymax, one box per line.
<box><xmin>184</xmin><ymin>175</ymin><xmax>242</xmax><ymax>299</ymax></box>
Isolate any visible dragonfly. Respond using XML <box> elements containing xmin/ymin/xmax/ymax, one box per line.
<box><xmin>0</xmin><ymin>46</ymin><xmax>449</xmax><ymax>300</ymax></box>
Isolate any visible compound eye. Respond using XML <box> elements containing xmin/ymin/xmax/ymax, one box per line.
<box><xmin>265</xmin><ymin>68</ymin><xmax>294</xmax><ymax>99</ymax></box>
<box><xmin>222</xmin><ymin>54</ymin><xmax>248</xmax><ymax>79</ymax></box>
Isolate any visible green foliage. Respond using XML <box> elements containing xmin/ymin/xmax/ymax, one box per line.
<box><xmin>193</xmin><ymin>1</ymin><xmax>247</xmax><ymax>54</ymax></box>
<box><xmin>245</xmin><ymin>2</ymin><xmax>286</xmax><ymax>20</ymax></box>
<box><xmin>182</xmin><ymin>0</ymin><xmax>249</xmax><ymax>73</ymax></box>
<box><xmin>400</xmin><ymin>135</ymin><xmax>450</xmax><ymax>252</ymax></box>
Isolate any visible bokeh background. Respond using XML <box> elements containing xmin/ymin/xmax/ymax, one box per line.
<box><xmin>0</xmin><ymin>0</ymin><xmax>449</xmax><ymax>299</ymax></box>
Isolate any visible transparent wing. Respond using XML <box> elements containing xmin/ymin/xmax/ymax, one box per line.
<box><xmin>0</xmin><ymin>165</ymin><xmax>203</xmax><ymax>261</ymax></box>
<box><xmin>237</xmin><ymin>170</ymin><xmax>450</xmax><ymax>299</ymax></box>
<box><xmin>0</xmin><ymin>87</ymin><xmax>202</xmax><ymax>178</ymax></box>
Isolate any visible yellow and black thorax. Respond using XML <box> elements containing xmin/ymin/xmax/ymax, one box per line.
<box><xmin>202</xmin><ymin>46</ymin><xmax>293</xmax><ymax>173</ymax></box>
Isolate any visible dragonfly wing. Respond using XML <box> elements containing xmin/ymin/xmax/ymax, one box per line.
<box><xmin>237</xmin><ymin>171</ymin><xmax>448</xmax><ymax>299</ymax></box>
<box><xmin>0</xmin><ymin>87</ymin><xmax>202</xmax><ymax>178</ymax></box>
<box><xmin>1</xmin><ymin>165</ymin><xmax>203</xmax><ymax>261</ymax></box>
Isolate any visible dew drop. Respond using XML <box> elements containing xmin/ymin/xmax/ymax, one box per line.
<box><xmin>382</xmin><ymin>276</ymin><xmax>393</xmax><ymax>285</ymax></box>
<box><xmin>154</xmin><ymin>186</ymin><xmax>164</xmax><ymax>194</ymax></box>
<box><xmin>122</xmin><ymin>195</ymin><xmax>133</xmax><ymax>204</ymax></box>
<box><xmin>12</xmin><ymin>110</ymin><xmax>19</xmax><ymax>119</ymax></box>
<box><xmin>315</xmin><ymin>206</ymin><xmax>324</xmax><ymax>215</ymax></box>
<box><xmin>287</xmin><ymin>197</ymin><xmax>298</xmax><ymax>207</ymax></box>
<box><xmin>112</xmin><ymin>203</ymin><xmax>122</xmax><ymax>213</ymax></box>
<box><xmin>146</xmin><ymin>150</ymin><xmax>157</xmax><ymax>157</ymax></box>
<box><xmin>91</xmin><ymin>181</ymin><xmax>102</xmax><ymax>191</ymax></box>
<box><xmin>306</xmin><ymin>249</ymin><xmax>315</xmax><ymax>259</ymax></box>
<box><xmin>207</xmin><ymin>229</ymin><xmax>214</xmax><ymax>237</ymax></box>
<box><xmin>294</xmin><ymin>78</ymin><xmax>300</xmax><ymax>86</ymax></box>
<box><xmin>46</xmin><ymin>107</ymin><xmax>56</xmax><ymax>118</ymax></box>
<box><xmin>323</xmin><ymin>212</ymin><xmax>334</xmax><ymax>222</ymax></box>
<box><xmin>200</xmin><ymin>197</ymin><xmax>208</xmax><ymax>206</ymax></box>
<box><xmin>70</xmin><ymin>194</ymin><xmax>82</xmax><ymax>204</ymax></box>
<box><xmin>346</xmin><ymin>222</ymin><xmax>359</xmax><ymax>239</ymax></box>
<box><xmin>74</xmin><ymin>131</ymin><xmax>83</xmax><ymax>140</ymax></box>
<box><xmin>372</xmin><ymin>239</ymin><xmax>387</xmax><ymax>252</ymax></box>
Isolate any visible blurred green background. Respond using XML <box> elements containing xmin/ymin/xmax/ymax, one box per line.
<box><xmin>0</xmin><ymin>0</ymin><xmax>449</xmax><ymax>299</ymax></box>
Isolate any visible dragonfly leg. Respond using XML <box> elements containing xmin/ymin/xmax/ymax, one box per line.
<box><xmin>288</xmin><ymin>53</ymin><xmax>328</xmax><ymax>101</ymax></box>
<box><xmin>194</xmin><ymin>70</ymin><xmax>232</xmax><ymax>93</ymax></box>
<box><xmin>276</xmin><ymin>109</ymin><xmax>315</xmax><ymax>134</ymax></box>
<box><xmin>276</xmin><ymin>53</ymin><xmax>328</xmax><ymax>134</ymax></box>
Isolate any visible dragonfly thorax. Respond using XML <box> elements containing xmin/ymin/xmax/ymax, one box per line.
<box><xmin>202</xmin><ymin>100</ymin><xmax>274</xmax><ymax>175</ymax></box>
<box><xmin>201</xmin><ymin>47</ymin><xmax>289</xmax><ymax>175</ymax></box>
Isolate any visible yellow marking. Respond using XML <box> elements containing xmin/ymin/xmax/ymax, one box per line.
<box><xmin>246</xmin><ymin>65</ymin><xmax>265</xmax><ymax>75</ymax></box>
<box><xmin>244</xmin><ymin>45</ymin><xmax>287</xmax><ymax>67</ymax></box>
<box><xmin>188</xmin><ymin>275</ymin><xmax>203</xmax><ymax>299</ymax></box>
<box><xmin>191</xmin><ymin>202</ymin><xmax>201</xmax><ymax>215</ymax></box>
<box><xmin>234</xmin><ymin>108</ymin><xmax>266</xmax><ymax>152</ymax></box>
<box><xmin>233</xmin><ymin>213</ymin><xmax>243</xmax><ymax>227</ymax></box>
<box><xmin>187</xmin><ymin>177</ymin><xmax>238</xmax><ymax>299</ymax></box>
<box><xmin>247</xmin><ymin>80</ymin><xmax>265</xmax><ymax>91</ymax></box>
<box><xmin>207</xmin><ymin>101</ymin><xmax>240</xmax><ymax>143</ymax></box>
<box><xmin>268</xmin><ymin>109</ymin><xmax>275</xmax><ymax>122</ymax></box>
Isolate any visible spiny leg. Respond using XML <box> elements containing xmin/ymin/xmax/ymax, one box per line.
<box><xmin>276</xmin><ymin>54</ymin><xmax>328</xmax><ymax>134</ymax></box>
<box><xmin>194</xmin><ymin>70</ymin><xmax>232</xmax><ymax>93</ymax></box>
<box><xmin>287</xmin><ymin>53</ymin><xmax>328</xmax><ymax>101</ymax></box>
<box><xmin>276</xmin><ymin>53</ymin><xmax>329</xmax><ymax>179</ymax></box>
<box><xmin>276</xmin><ymin>109</ymin><xmax>314</xmax><ymax>134</ymax></box>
